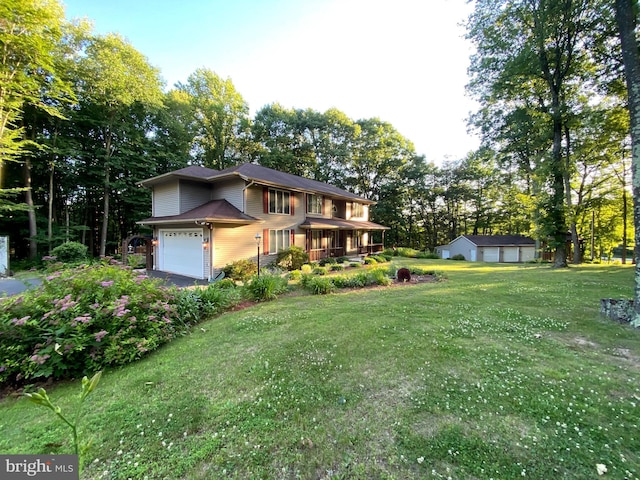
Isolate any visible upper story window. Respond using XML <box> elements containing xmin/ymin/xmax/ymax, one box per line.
<box><xmin>269</xmin><ymin>189</ymin><xmax>290</xmax><ymax>214</ymax></box>
<box><xmin>351</xmin><ymin>202</ymin><xmax>364</xmax><ymax>218</ymax></box>
<box><xmin>306</xmin><ymin>194</ymin><xmax>323</xmax><ymax>214</ymax></box>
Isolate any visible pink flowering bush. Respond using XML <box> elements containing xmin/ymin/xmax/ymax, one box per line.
<box><xmin>0</xmin><ymin>261</ymin><xmax>188</xmax><ymax>385</ymax></box>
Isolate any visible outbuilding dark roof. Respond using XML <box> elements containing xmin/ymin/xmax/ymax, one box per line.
<box><xmin>137</xmin><ymin>199</ymin><xmax>260</xmax><ymax>226</ymax></box>
<box><xmin>463</xmin><ymin>235</ymin><xmax>535</xmax><ymax>246</ymax></box>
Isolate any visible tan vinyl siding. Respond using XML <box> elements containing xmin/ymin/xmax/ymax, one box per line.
<box><xmin>153</xmin><ymin>182</ymin><xmax>179</xmax><ymax>217</ymax></box>
<box><xmin>211</xmin><ymin>178</ymin><xmax>245</xmax><ymax>210</ymax></box>
<box><xmin>179</xmin><ymin>181</ymin><xmax>212</xmax><ymax>214</ymax></box>
<box><xmin>210</xmin><ymin>187</ymin><xmax>305</xmax><ymax>269</ymax></box>
<box><xmin>212</xmin><ymin>224</ymin><xmax>275</xmax><ymax>270</ymax></box>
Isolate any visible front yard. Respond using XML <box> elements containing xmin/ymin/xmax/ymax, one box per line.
<box><xmin>1</xmin><ymin>260</ymin><xmax>639</xmax><ymax>479</ymax></box>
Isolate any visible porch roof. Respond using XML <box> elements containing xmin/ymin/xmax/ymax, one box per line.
<box><xmin>299</xmin><ymin>217</ymin><xmax>389</xmax><ymax>231</ymax></box>
<box><xmin>137</xmin><ymin>199</ymin><xmax>261</xmax><ymax>226</ymax></box>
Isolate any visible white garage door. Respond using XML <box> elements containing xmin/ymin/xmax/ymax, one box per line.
<box><xmin>503</xmin><ymin>247</ymin><xmax>519</xmax><ymax>263</ymax></box>
<box><xmin>483</xmin><ymin>247</ymin><xmax>500</xmax><ymax>262</ymax></box>
<box><xmin>159</xmin><ymin>229</ymin><xmax>204</xmax><ymax>278</ymax></box>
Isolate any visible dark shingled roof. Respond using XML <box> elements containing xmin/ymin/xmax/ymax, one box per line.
<box><xmin>137</xmin><ymin>199</ymin><xmax>260</xmax><ymax>225</ymax></box>
<box><xmin>212</xmin><ymin>163</ymin><xmax>373</xmax><ymax>203</ymax></box>
<box><xmin>463</xmin><ymin>235</ymin><xmax>535</xmax><ymax>246</ymax></box>
<box><xmin>138</xmin><ymin>165</ymin><xmax>219</xmax><ymax>187</ymax></box>
<box><xmin>140</xmin><ymin>162</ymin><xmax>372</xmax><ymax>203</ymax></box>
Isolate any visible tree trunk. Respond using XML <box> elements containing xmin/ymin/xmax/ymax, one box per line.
<box><xmin>564</xmin><ymin>126</ymin><xmax>581</xmax><ymax>264</ymax></box>
<box><xmin>551</xmin><ymin>117</ymin><xmax>568</xmax><ymax>268</ymax></box>
<box><xmin>623</xmin><ymin>186</ymin><xmax>628</xmax><ymax>264</ymax></box>
<box><xmin>24</xmin><ymin>158</ymin><xmax>38</xmax><ymax>260</ymax></box>
<box><xmin>614</xmin><ymin>0</ymin><xmax>640</xmax><ymax>325</ymax></box>
<box><xmin>48</xmin><ymin>161</ymin><xmax>54</xmax><ymax>254</ymax></box>
<box><xmin>100</xmin><ymin>127</ymin><xmax>113</xmax><ymax>257</ymax></box>
<box><xmin>100</xmin><ymin>164</ymin><xmax>110</xmax><ymax>257</ymax></box>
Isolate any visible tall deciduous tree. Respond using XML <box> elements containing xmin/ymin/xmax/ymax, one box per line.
<box><xmin>614</xmin><ymin>0</ymin><xmax>640</xmax><ymax>324</ymax></box>
<box><xmin>76</xmin><ymin>33</ymin><xmax>163</xmax><ymax>256</ymax></box>
<box><xmin>467</xmin><ymin>0</ymin><xmax>599</xmax><ymax>267</ymax></box>
<box><xmin>0</xmin><ymin>0</ymin><xmax>73</xmax><ymax>258</ymax></box>
<box><xmin>178</xmin><ymin>68</ymin><xmax>251</xmax><ymax>170</ymax></box>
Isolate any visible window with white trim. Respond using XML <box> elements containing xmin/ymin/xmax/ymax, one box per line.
<box><xmin>268</xmin><ymin>229</ymin><xmax>291</xmax><ymax>253</ymax></box>
<box><xmin>269</xmin><ymin>189</ymin><xmax>290</xmax><ymax>214</ymax></box>
<box><xmin>306</xmin><ymin>194</ymin><xmax>323</xmax><ymax>214</ymax></box>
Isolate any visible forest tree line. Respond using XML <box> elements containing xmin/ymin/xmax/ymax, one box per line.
<box><xmin>0</xmin><ymin>0</ymin><xmax>634</xmax><ymax>264</ymax></box>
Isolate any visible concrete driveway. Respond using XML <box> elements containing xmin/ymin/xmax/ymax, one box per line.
<box><xmin>0</xmin><ymin>270</ymin><xmax>207</xmax><ymax>298</ymax></box>
<box><xmin>0</xmin><ymin>277</ymin><xmax>42</xmax><ymax>297</ymax></box>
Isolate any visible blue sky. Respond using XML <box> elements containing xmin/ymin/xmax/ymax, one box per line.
<box><xmin>62</xmin><ymin>0</ymin><xmax>479</xmax><ymax>162</ymax></box>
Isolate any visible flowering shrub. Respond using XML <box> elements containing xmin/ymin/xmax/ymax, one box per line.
<box><xmin>0</xmin><ymin>263</ymin><xmax>188</xmax><ymax>385</ymax></box>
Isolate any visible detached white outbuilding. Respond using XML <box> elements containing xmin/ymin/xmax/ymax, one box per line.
<box><xmin>436</xmin><ymin>235</ymin><xmax>536</xmax><ymax>263</ymax></box>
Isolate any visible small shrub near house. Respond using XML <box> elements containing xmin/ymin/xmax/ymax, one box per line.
<box><xmin>451</xmin><ymin>254</ymin><xmax>466</xmax><ymax>261</ymax></box>
<box><xmin>276</xmin><ymin>246</ymin><xmax>309</xmax><ymax>271</ymax></box>
<box><xmin>312</xmin><ymin>266</ymin><xmax>328</xmax><ymax>275</ymax></box>
<box><xmin>50</xmin><ymin>241</ymin><xmax>88</xmax><ymax>263</ymax></box>
<box><xmin>318</xmin><ymin>257</ymin><xmax>337</xmax><ymax>267</ymax></box>
<box><xmin>363</xmin><ymin>256</ymin><xmax>377</xmax><ymax>265</ymax></box>
<box><xmin>222</xmin><ymin>259</ymin><xmax>257</xmax><ymax>282</ymax></box>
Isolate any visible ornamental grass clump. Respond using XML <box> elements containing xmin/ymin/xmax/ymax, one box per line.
<box><xmin>243</xmin><ymin>272</ymin><xmax>289</xmax><ymax>301</ymax></box>
<box><xmin>304</xmin><ymin>276</ymin><xmax>335</xmax><ymax>295</ymax></box>
<box><xmin>0</xmin><ymin>262</ymin><xmax>184</xmax><ymax>385</ymax></box>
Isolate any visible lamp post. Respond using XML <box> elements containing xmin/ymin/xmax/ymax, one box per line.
<box><xmin>255</xmin><ymin>232</ymin><xmax>261</xmax><ymax>276</ymax></box>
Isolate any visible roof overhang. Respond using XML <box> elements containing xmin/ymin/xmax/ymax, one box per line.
<box><xmin>137</xmin><ymin>199</ymin><xmax>262</xmax><ymax>227</ymax></box>
<box><xmin>299</xmin><ymin>217</ymin><xmax>389</xmax><ymax>230</ymax></box>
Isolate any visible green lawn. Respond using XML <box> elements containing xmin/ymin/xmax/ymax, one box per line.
<box><xmin>2</xmin><ymin>260</ymin><xmax>639</xmax><ymax>479</ymax></box>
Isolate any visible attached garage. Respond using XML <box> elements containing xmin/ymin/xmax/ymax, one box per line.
<box><xmin>158</xmin><ymin>229</ymin><xmax>204</xmax><ymax>278</ymax></box>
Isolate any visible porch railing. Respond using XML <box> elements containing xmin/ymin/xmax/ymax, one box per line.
<box><xmin>358</xmin><ymin>243</ymin><xmax>385</xmax><ymax>255</ymax></box>
<box><xmin>309</xmin><ymin>247</ymin><xmax>346</xmax><ymax>262</ymax></box>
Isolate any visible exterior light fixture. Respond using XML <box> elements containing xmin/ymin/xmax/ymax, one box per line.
<box><xmin>255</xmin><ymin>233</ymin><xmax>262</xmax><ymax>276</ymax></box>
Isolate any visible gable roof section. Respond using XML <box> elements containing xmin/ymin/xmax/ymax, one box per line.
<box><xmin>137</xmin><ymin>199</ymin><xmax>260</xmax><ymax>226</ymax></box>
<box><xmin>138</xmin><ymin>165</ymin><xmax>219</xmax><ymax>187</ymax></box>
<box><xmin>139</xmin><ymin>163</ymin><xmax>373</xmax><ymax>204</ymax></box>
<box><xmin>212</xmin><ymin>163</ymin><xmax>372</xmax><ymax>203</ymax></box>
<box><xmin>462</xmin><ymin>235</ymin><xmax>535</xmax><ymax>246</ymax></box>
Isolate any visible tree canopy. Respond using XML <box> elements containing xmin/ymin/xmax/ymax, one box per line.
<box><xmin>0</xmin><ymin>0</ymin><xmax>635</xmax><ymax>268</ymax></box>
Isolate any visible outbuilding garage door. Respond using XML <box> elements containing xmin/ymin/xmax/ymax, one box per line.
<box><xmin>483</xmin><ymin>247</ymin><xmax>500</xmax><ymax>262</ymax></box>
<box><xmin>502</xmin><ymin>247</ymin><xmax>519</xmax><ymax>263</ymax></box>
<box><xmin>159</xmin><ymin>229</ymin><xmax>204</xmax><ymax>278</ymax></box>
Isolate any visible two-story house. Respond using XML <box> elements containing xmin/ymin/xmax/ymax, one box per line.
<box><xmin>137</xmin><ymin>163</ymin><xmax>388</xmax><ymax>279</ymax></box>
